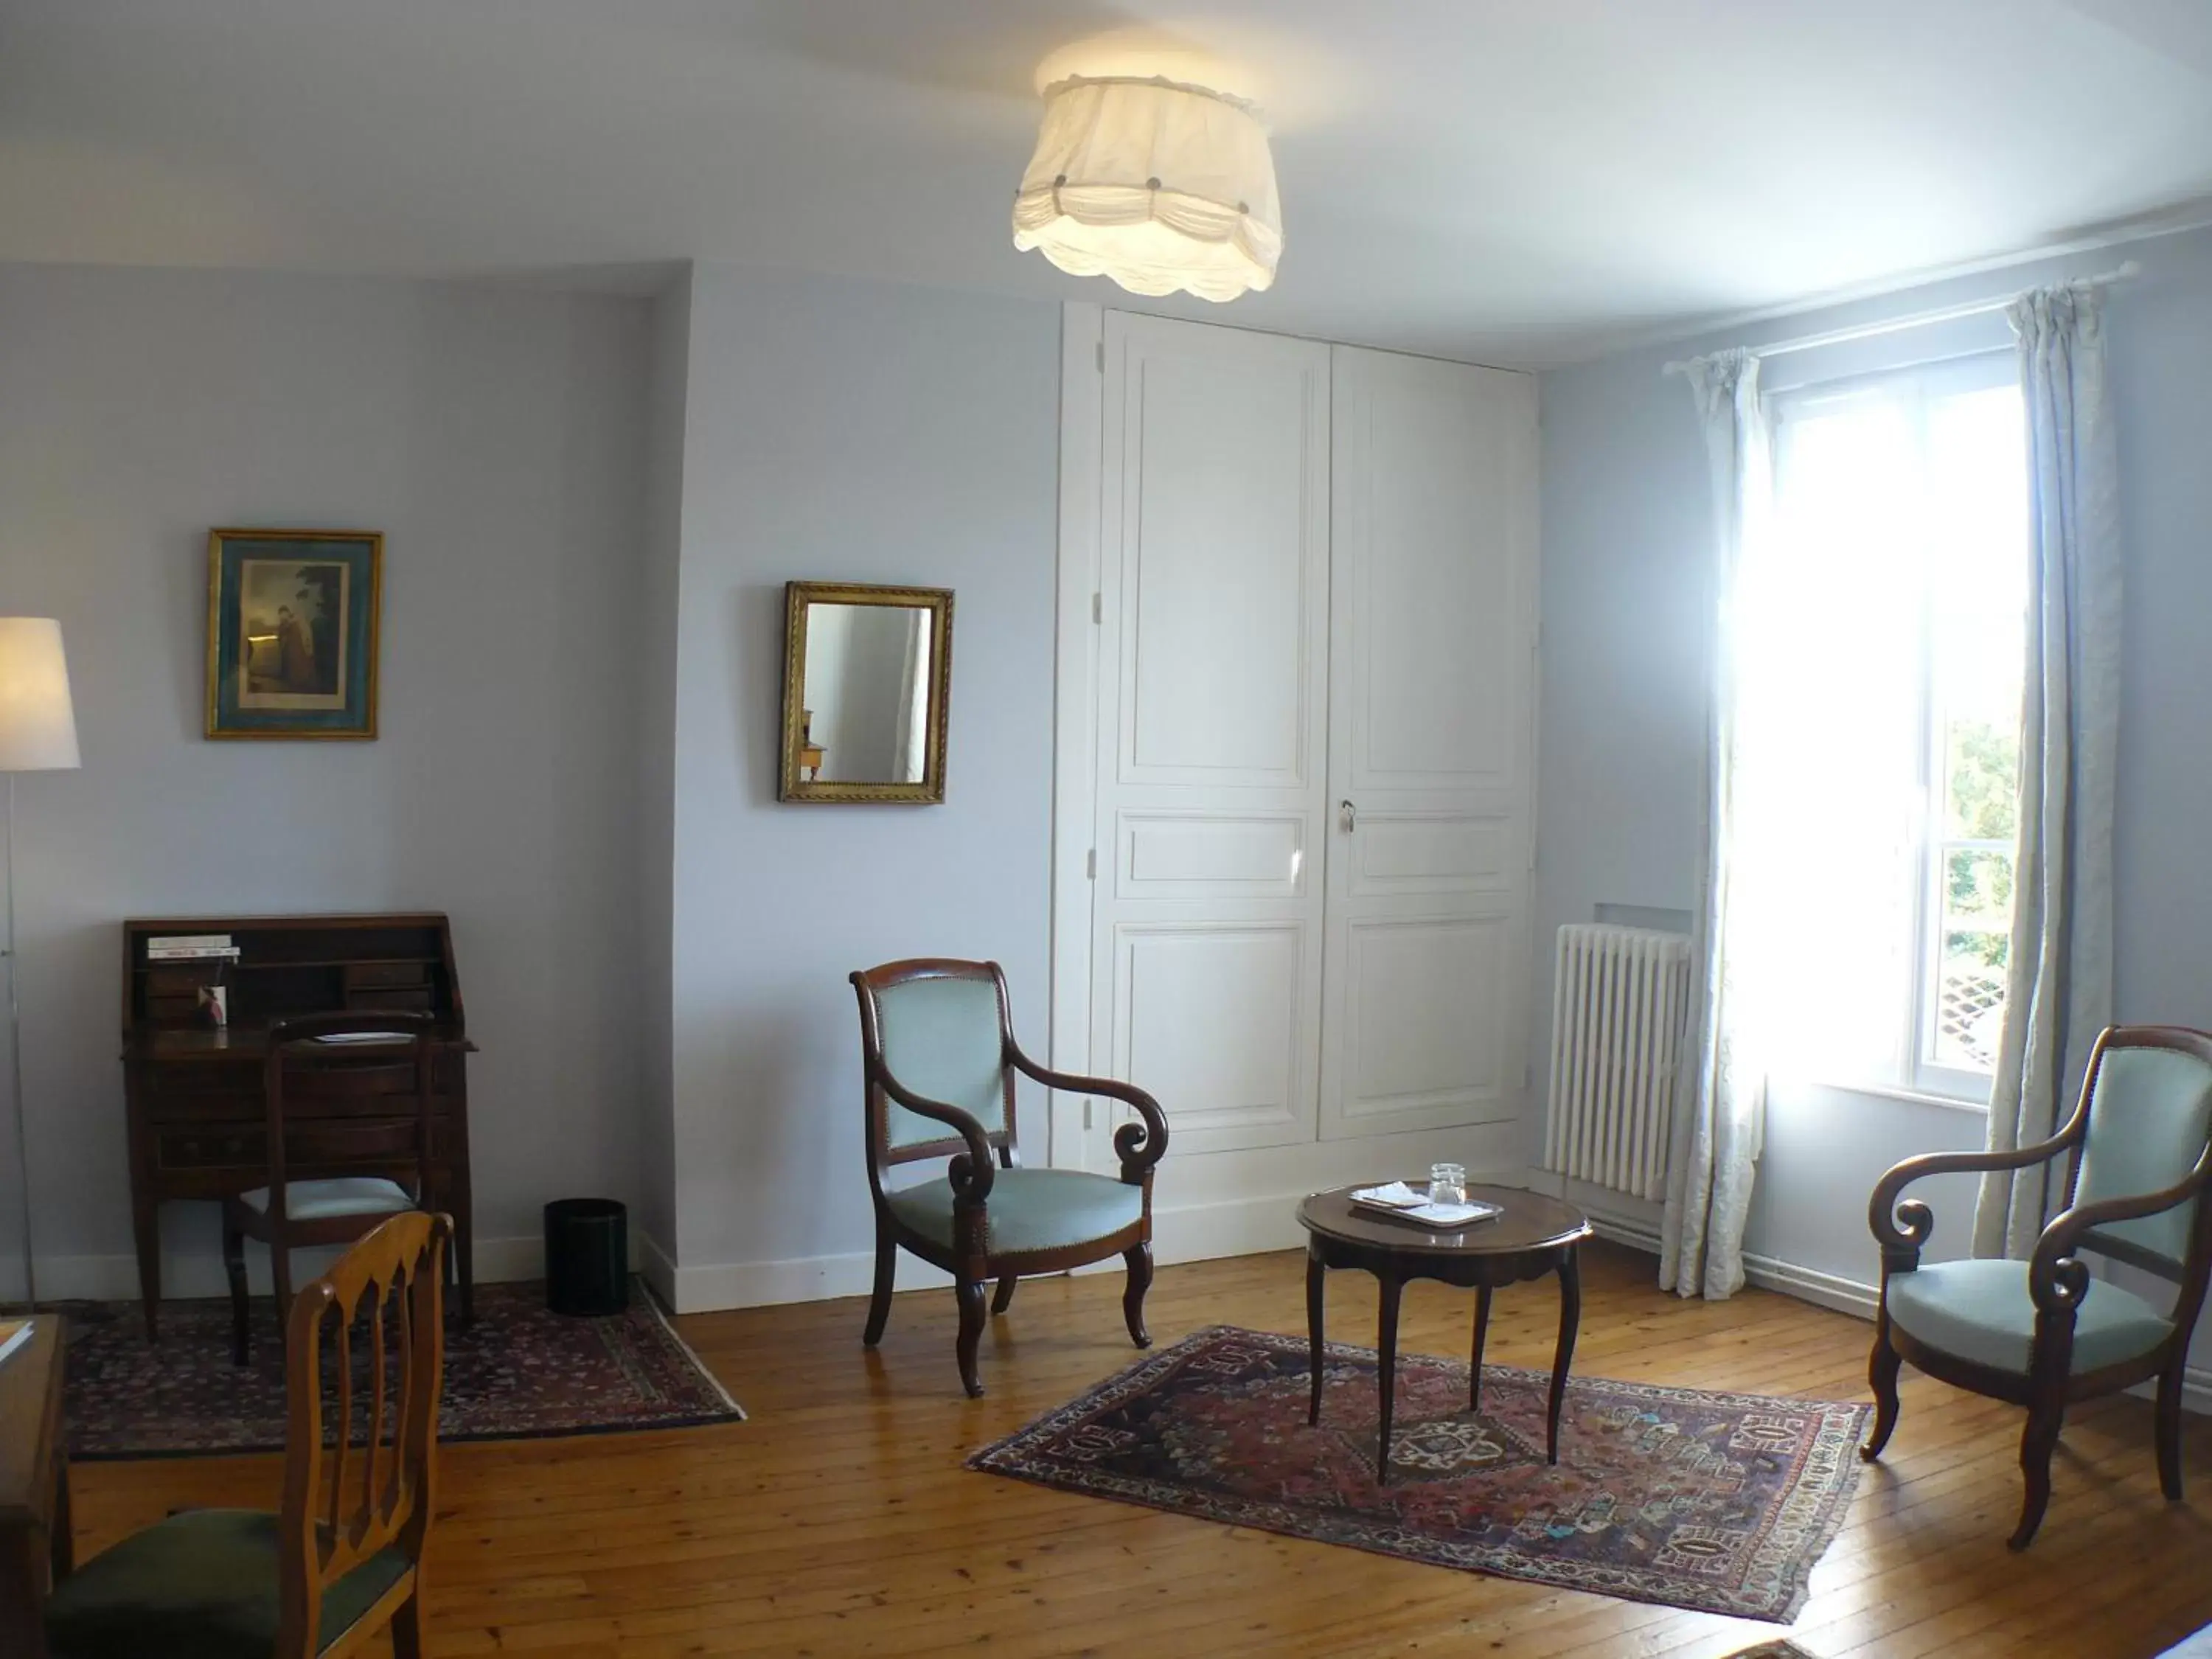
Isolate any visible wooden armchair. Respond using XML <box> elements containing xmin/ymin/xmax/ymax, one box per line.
<box><xmin>850</xmin><ymin>959</ymin><xmax>1169</xmax><ymax>1397</ymax></box>
<box><xmin>1863</xmin><ymin>1025</ymin><xmax>2212</xmax><ymax>1548</ymax></box>
<box><xmin>46</xmin><ymin>1210</ymin><xmax>451</xmax><ymax>1658</ymax></box>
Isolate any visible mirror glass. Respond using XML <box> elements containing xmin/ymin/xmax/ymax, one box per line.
<box><xmin>781</xmin><ymin>583</ymin><xmax>952</xmax><ymax>802</ymax></box>
<box><xmin>799</xmin><ymin>603</ymin><xmax>932</xmax><ymax>785</ymax></box>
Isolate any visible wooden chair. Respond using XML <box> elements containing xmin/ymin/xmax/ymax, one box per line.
<box><xmin>46</xmin><ymin>1210</ymin><xmax>451</xmax><ymax>1658</ymax></box>
<box><xmin>223</xmin><ymin>1012</ymin><xmax>441</xmax><ymax>1363</ymax></box>
<box><xmin>850</xmin><ymin>959</ymin><xmax>1169</xmax><ymax>1397</ymax></box>
<box><xmin>1864</xmin><ymin>1024</ymin><xmax>2212</xmax><ymax>1548</ymax></box>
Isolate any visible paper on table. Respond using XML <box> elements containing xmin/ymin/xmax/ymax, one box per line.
<box><xmin>1349</xmin><ymin>1183</ymin><xmax>1502</xmax><ymax>1230</ymax></box>
<box><xmin>1349</xmin><ymin>1180</ymin><xmax>1426</xmax><ymax>1209</ymax></box>
<box><xmin>0</xmin><ymin>1318</ymin><xmax>32</xmax><ymax>1368</ymax></box>
<box><xmin>311</xmin><ymin>1032</ymin><xmax>416</xmax><ymax>1045</ymax></box>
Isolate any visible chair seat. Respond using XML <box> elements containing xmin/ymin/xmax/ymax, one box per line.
<box><xmin>45</xmin><ymin>1509</ymin><xmax>408</xmax><ymax>1659</ymax></box>
<box><xmin>1888</xmin><ymin>1258</ymin><xmax>2173</xmax><ymax>1374</ymax></box>
<box><xmin>237</xmin><ymin>1176</ymin><xmax>415</xmax><ymax>1222</ymax></box>
<box><xmin>889</xmin><ymin>1167</ymin><xmax>1144</xmax><ymax>1257</ymax></box>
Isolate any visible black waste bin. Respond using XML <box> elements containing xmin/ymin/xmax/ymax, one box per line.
<box><xmin>543</xmin><ymin>1197</ymin><xmax>629</xmax><ymax>1316</ymax></box>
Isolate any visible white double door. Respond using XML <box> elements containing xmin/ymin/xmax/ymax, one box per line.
<box><xmin>1080</xmin><ymin>311</ymin><xmax>1537</xmax><ymax>1167</ymax></box>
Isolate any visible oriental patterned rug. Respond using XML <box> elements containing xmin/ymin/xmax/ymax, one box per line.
<box><xmin>968</xmin><ymin>1326</ymin><xmax>1866</xmax><ymax>1624</ymax></box>
<box><xmin>62</xmin><ymin>1280</ymin><xmax>743</xmax><ymax>1458</ymax></box>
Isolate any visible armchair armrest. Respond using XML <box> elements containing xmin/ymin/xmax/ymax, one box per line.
<box><xmin>1868</xmin><ymin>1128</ymin><xmax>2079</xmax><ymax>1269</ymax></box>
<box><xmin>868</xmin><ymin>1062</ymin><xmax>998</xmax><ymax>1205</ymax></box>
<box><xmin>1006</xmin><ymin>1043</ymin><xmax>1169</xmax><ymax>1180</ymax></box>
<box><xmin>2028</xmin><ymin>1146</ymin><xmax>2212</xmax><ymax>1315</ymax></box>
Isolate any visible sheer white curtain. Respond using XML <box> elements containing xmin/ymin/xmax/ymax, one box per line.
<box><xmin>1974</xmin><ymin>285</ymin><xmax>2122</xmax><ymax>1259</ymax></box>
<box><xmin>1663</xmin><ymin>349</ymin><xmax>1772</xmax><ymax>1300</ymax></box>
<box><xmin>894</xmin><ymin>611</ymin><xmax>933</xmax><ymax>785</ymax></box>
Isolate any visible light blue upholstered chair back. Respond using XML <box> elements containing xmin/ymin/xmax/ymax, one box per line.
<box><xmin>870</xmin><ymin>972</ymin><xmax>1011</xmax><ymax>1150</ymax></box>
<box><xmin>2073</xmin><ymin>1039</ymin><xmax>2212</xmax><ymax>1267</ymax></box>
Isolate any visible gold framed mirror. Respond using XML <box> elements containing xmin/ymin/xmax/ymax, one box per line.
<box><xmin>779</xmin><ymin>581</ymin><xmax>954</xmax><ymax>803</ymax></box>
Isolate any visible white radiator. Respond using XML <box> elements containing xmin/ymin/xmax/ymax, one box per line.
<box><xmin>1544</xmin><ymin>924</ymin><xmax>1694</xmax><ymax>1202</ymax></box>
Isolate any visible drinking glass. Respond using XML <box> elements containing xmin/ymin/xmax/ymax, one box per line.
<box><xmin>1428</xmin><ymin>1162</ymin><xmax>1467</xmax><ymax>1206</ymax></box>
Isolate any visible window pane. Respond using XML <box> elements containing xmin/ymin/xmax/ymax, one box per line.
<box><xmin>1944</xmin><ymin>846</ymin><xmax>2014</xmax><ymax>930</ymax></box>
<box><xmin>1945</xmin><ymin>717</ymin><xmax>2017</xmax><ymax>841</ymax></box>
<box><xmin>1933</xmin><ymin>929</ymin><xmax>2009</xmax><ymax>1072</ymax></box>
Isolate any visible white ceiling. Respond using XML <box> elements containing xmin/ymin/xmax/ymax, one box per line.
<box><xmin>4</xmin><ymin>0</ymin><xmax>2211</xmax><ymax>366</ymax></box>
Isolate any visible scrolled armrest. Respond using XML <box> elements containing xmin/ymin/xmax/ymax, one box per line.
<box><xmin>1868</xmin><ymin>1131</ymin><xmax>2076</xmax><ymax>1268</ymax></box>
<box><xmin>871</xmin><ymin>1063</ymin><xmax>997</xmax><ymax>1205</ymax></box>
<box><xmin>2028</xmin><ymin>1148</ymin><xmax>2212</xmax><ymax>1315</ymax></box>
<box><xmin>1008</xmin><ymin>1044</ymin><xmax>1169</xmax><ymax>1179</ymax></box>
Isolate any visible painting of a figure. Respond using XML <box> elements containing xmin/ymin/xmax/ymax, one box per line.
<box><xmin>240</xmin><ymin>560</ymin><xmax>347</xmax><ymax>702</ymax></box>
<box><xmin>206</xmin><ymin>530</ymin><xmax>381</xmax><ymax>739</ymax></box>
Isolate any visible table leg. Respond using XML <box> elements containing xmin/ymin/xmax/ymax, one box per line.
<box><xmin>0</xmin><ymin>1524</ymin><xmax>48</xmax><ymax>1659</ymax></box>
<box><xmin>50</xmin><ymin>1455</ymin><xmax>71</xmax><ymax>1581</ymax></box>
<box><xmin>133</xmin><ymin>1192</ymin><xmax>161</xmax><ymax>1342</ymax></box>
<box><xmin>1375</xmin><ymin>1272</ymin><xmax>1402</xmax><ymax>1485</ymax></box>
<box><xmin>1305</xmin><ymin>1245</ymin><xmax>1326</xmax><ymax>1427</ymax></box>
<box><xmin>1470</xmin><ymin>1281</ymin><xmax>1494</xmax><ymax>1412</ymax></box>
<box><xmin>1547</xmin><ymin>1248</ymin><xmax>1582</xmax><ymax>1464</ymax></box>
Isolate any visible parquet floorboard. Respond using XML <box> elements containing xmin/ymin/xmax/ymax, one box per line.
<box><xmin>64</xmin><ymin>1242</ymin><xmax>2212</xmax><ymax>1657</ymax></box>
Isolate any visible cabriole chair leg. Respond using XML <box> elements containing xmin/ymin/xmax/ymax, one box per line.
<box><xmin>954</xmin><ymin>1277</ymin><xmax>988</xmax><ymax>1397</ymax></box>
<box><xmin>1862</xmin><ymin>1318</ymin><xmax>1902</xmax><ymax>1462</ymax></box>
<box><xmin>1122</xmin><ymin>1241</ymin><xmax>1154</xmax><ymax>1349</ymax></box>
<box><xmin>862</xmin><ymin>1227</ymin><xmax>896</xmax><ymax>1348</ymax></box>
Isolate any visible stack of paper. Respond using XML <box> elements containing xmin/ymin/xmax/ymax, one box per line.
<box><xmin>147</xmin><ymin>934</ymin><xmax>240</xmax><ymax>962</ymax></box>
<box><xmin>1349</xmin><ymin>1181</ymin><xmax>1502</xmax><ymax>1230</ymax></box>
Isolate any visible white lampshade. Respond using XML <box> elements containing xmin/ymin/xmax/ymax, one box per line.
<box><xmin>0</xmin><ymin>619</ymin><xmax>81</xmax><ymax>772</ymax></box>
<box><xmin>1012</xmin><ymin>74</ymin><xmax>1282</xmax><ymax>303</ymax></box>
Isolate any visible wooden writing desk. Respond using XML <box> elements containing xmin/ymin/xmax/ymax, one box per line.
<box><xmin>120</xmin><ymin>914</ymin><xmax>476</xmax><ymax>1339</ymax></box>
<box><xmin>0</xmin><ymin>1319</ymin><xmax>70</xmax><ymax>1659</ymax></box>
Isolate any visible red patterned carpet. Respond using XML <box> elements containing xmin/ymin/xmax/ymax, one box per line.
<box><xmin>970</xmin><ymin>1325</ymin><xmax>1867</xmax><ymax>1624</ymax></box>
<box><xmin>62</xmin><ymin>1280</ymin><xmax>743</xmax><ymax>1458</ymax></box>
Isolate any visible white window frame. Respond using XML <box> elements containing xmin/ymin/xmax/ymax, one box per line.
<box><xmin>1765</xmin><ymin>348</ymin><xmax>2023</xmax><ymax>1109</ymax></box>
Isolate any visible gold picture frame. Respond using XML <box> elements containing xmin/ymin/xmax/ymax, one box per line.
<box><xmin>205</xmin><ymin>529</ymin><xmax>383</xmax><ymax>740</ymax></box>
<box><xmin>779</xmin><ymin>581</ymin><xmax>953</xmax><ymax>803</ymax></box>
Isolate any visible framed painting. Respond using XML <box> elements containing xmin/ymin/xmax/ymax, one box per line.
<box><xmin>204</xmin><ymin>529</ymin><xmax>383</xmax><ymax>740</ymax></box>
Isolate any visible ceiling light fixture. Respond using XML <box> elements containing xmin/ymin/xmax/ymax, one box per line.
<box><xmin>1012</xmin><ymin>74</ymin><xmax>1281</xmax><ymax>303</ymax></box>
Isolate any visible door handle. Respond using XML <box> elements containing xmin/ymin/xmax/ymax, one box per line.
<box><xmin>1340</xmin><ymin>799</ymin><xmax>1357</xmax><ymax>834</ymax></box>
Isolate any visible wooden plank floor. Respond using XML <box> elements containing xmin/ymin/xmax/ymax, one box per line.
<box><xmin>68</xmin><ymin>1242</ymin><xmax>2212</xmax><ymax>1658</ymax></box>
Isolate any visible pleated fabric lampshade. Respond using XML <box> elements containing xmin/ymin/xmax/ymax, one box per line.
<box><xmin>1012</xmin><ymin>74</ymin><xmax>1282</xmax><ymax>302</ymax></box>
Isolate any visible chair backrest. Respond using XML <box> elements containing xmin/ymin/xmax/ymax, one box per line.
<box><xmin>850</xmin><ymin>959</ymin><xmax>1018</xmax><ymax>1169</ymax></box>
<box><xmin>2064</xmin><ymin>1026</ymin><xmax>2212</xmax><ymax>1275</ymax></box>
<box><xmin>279</xmin><ymin>1208</ymin><xmax>450</xmax><ymax>1658</ymax></box>
<box><xmin>262</xmin><ymin>1011</ymin><xmax>438</xmax><ymax>1221</ymax></box>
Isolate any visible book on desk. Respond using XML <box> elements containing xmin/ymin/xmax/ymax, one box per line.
<box><xmin>119</xmin><ymin>912</ymin><xmax>479</xmax><ymax>1340</ymax></box>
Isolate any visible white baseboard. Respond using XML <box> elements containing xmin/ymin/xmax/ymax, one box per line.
<box><xmin>1741</xmin><ymin>1251</ymin><xmax>1881</xmax><ymax>1321</ymax></box>
<box><xmin>656</xmin><ymin>1167</ymin><xmax>1524</xmax><ymax>1315</ymax></box>
<box><xmin>636</xmin><ymin>1228</ymin><xmax>679</xmax><ymax>1308</ymax></box>
<box><xmin>661</xmin><ymin>1245</ymin><xmax>955</xmax><ymax>1315</ymax></box>
<box><xmin>29</xmin><ymin>1234</ymin><xmax>545</xmax><ymax>1304</ymax></box>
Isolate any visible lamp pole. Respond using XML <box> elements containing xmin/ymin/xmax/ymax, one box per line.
<box><xmin>0</xmin><ymin>617</ymin><xmax>83</xmax><ymax>1314</ymax></box>
<box><xmin>4</xmin><ymin>773</ymin><xmax>32</xmax><ymax>1310</ymax></box>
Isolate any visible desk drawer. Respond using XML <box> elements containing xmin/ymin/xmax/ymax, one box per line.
<box><xmin>144</xmin><ymin>1087</ymin><xmax>466</xmax><ymax>1125</ymax></box>
<box><xmin>157</xmin><ymin>1128</ymin><xmax>266</xmax><ymax>1170</ymax></box>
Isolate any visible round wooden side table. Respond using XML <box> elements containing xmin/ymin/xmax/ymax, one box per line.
<box><xmin>1298</xmin><ymin>1183</ymin><xmax>1593</xmax><ymax>1483</ymax></box>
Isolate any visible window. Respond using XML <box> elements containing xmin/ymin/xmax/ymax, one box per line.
<box><xmin>1746</xmin><ymin>354</ymin><xmax>2027</xmax><ymax>1103</ymax></box>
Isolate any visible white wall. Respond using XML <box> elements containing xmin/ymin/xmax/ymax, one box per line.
<box><xmin>1536</xmin><ymin>224</ymin><xmax>2212</xmax><ymax>1387</ymax></box>
<box><xmin>635</xmin><ymin>269</ymin><xmax>692</xmax><ymax>1264</ymax></box>
<box><xmin>0</xmin><ymin>265</ymin><xmax>653</xmax><ymax>1298</ymax></box>
<box><xmin>657</xmin><ymin>262</ymin><xmax>1061</xmax><ymax>1310</ymax></box>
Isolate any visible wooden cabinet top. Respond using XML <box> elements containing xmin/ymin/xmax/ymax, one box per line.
<box><xmin>122</xmin><ymin>912</ymin><xmax>464</xmax><ymax>1037</ymax></box>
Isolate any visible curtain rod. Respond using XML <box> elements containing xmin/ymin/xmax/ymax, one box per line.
<box><xmin>1660</xmin><ymin>260</ymin><xmax>2140</xmax><ymax>378</ymax></box>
